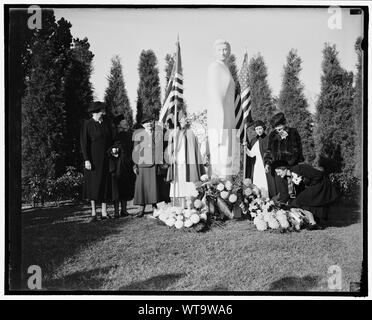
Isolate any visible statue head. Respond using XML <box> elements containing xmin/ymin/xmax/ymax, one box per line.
<box><xmin>213</xmin><ymin>39</ymin><xmax>231</xmax><ymax>62</ymax></box>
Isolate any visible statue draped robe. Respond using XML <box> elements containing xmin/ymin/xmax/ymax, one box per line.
<box><xmin>207</xmin><ymin>60</ymin><xmax>240</xmax><ymax>178</ymax></box>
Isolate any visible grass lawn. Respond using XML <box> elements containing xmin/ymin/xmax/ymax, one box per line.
<box><xmin>21</xmin><ymin>201</ymin><xmax>363</xmax><ymax>292</ymax></box>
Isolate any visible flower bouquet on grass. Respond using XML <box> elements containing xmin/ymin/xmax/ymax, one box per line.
<box><xmin>238</xmin><ymin>178</ymin><xmax>263</xmax><ymax>220</ymax></box>
<box><xmin>247</xmin><ymin>196</ymin><xmax>312</xmax><ymax>232</ymax></box>
<box><xmin>194</xmin><ymin>174</ymin><xmax>243</xmax><ymax>223</ymax></box>
<box><xmin>152</xmin><ymin>202</ymin><xmax>208</xmax><ymax>232</ymax></box>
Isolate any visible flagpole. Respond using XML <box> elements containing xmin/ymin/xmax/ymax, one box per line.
<box><xmin>173</xmin><ymin>36</ymin><xmax>178</xmax><ymax>207</ymax></box>
<box><xmin>242</xmin><ymin>50</ymin><xmax>249</xmax><ymax>183</ymax></box>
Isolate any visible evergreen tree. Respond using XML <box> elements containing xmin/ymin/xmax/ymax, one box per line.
<box><xmin>104</xmin><ymin>55</ymin><xmax>133</xmax><ymax>128</ymax></box>
<box><xmin>248</xmin><ymin>54</ymin><xmax>276</xmax><ymax>127</ymax></box>
<box><xmin>22</xmin><ymin>10</ymin><xmax>72</xmax><ymax>180</ymax></box>
<box><xmin>314</xmin><ymin>43</ymin><xmax>355</xmax><ymax>195</ymax></box>
<box><xmin>164</xmin><ymin>53</ymin><xmax>174</xmax><ymax>89</ymax></box>
<box><xmin>63</xmin><ymin>37</ymin><xmax>94</xmax><ymax>169</ymax></box>
<box><xmin>136</xmin><ymin>50</ymin><xmax>162</xmax><ymax>121</ymax></box>
<box><xmin>278</xmin><ymin>49</ymin><xmax>315</xmax><ymax>163</ymax></box>
<box><xmin>135</xmin><ymin>91</ymin><xmax>143</xmax><ymax>125</ymax></box>
<box><xmin>353</xmin><ymin>37</ymin><xmax>363</xmax><ymax>183</ymax></box>
<box><xmin>226</xmin><ymin>54</ymin><xmax>240</xmax><ymax>89</ymax></box>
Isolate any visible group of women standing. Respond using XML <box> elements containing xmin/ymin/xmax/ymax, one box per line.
<box><xmin>245</xmin><ymin>112</ymin><xmax>339</xmax><ymax>225</ymax></box>
<box><xmin>80</xmin><ymin>102</ymin><xmax>205</xmax><ymax>222</ymax></box>
<box><xmin>80</xmin><ymin>101</ymin><xmax>136</xmax><ymax>222</ymax></box>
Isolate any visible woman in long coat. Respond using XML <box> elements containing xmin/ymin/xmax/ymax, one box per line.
<box><xmin>108</xmin><ymin>115</ymin><xmax>136</xmax><ymax>218</ymax></box>
<box><xmin>81</xmin><ymin>101</ymin><xmax>114</xmax><ymax>222</ymax></box>
<box><xmin>245</xmin><ymin>120</ymin><xmax>277</xmax><ymax>198</ymax></box>
<box><xmin>290</xmin><ymin>164</ymin><xmax>339</xmax><ymax>224</ymax></box>
<box><xmin>274</xmin><ymin>163</ymin><xmax>339</xmax><ymax>225</ymax></box>
<box><xmin>264</xmin><ymin>112</ymin><xmax>304</xmax><ymax>202</ymax></box>
<box><xmin>166</xmin><ymin>110</ymin><xmax>205</xmax><ymax>208</ymax></box>
<box><xmin>132</xmin><ymin>116</ymin><xmax>161</xmax><ymax>217</ymax></box>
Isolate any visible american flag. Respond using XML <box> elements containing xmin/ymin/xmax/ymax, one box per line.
<box><xmin>235</xmin><ymin>53</ymin><xmax>253</xmax><ymax>140</ymax></box>
<box><xmin>159</xmin><ymin>39</ymin><xmax>183</xmax><ymax>124</ymax></box>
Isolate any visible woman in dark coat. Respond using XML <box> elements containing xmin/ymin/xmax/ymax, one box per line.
<box><xmin>108</xmin><ymin>115</ymin><xmax>136</xmax><ymax>218</ymax></box>
<box><xmin>80</xmin><ymin>101</ymin><xmax>114</xmax><ymax>222</ymax></box>
<box><xmin>245</xmin><ymin>120</ymin><xmax>277</xmax><ymax>198</ymax></box>
<box><xmin>132</xmin><ymin>116</ymin><xmax>161</xmax><ymax>217</ymax></box>
<box><xmin>275</xmin><ymin>163</ymin><xmax>339</xmax><ymax>225</ymax></box>
<box><xmin>264</xmin><ymin>112</ymin><xmax>304</xmax><ymax>202</ymax></box>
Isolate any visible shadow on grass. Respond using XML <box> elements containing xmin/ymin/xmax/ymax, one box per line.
<box><xmin>119</xmin><ymin>273</ymin><xmax>186</xmax><ymax>291</ymax></box>
<box><xmin>268</xmin><ymin>275</ymin><xmax>322</xmax><ymax>291</ymax></box>
<box><xmin>326</xmin><ymin>203</ymin><xmax>361</xmax><ymax>228</ymax></box>
<box><xmin>21</xmin><ymin>203</ymin><xmax>135</xmax><ymax>288</ymax></box>
<box><xmin>44</xmin><ymin>265</ymin><xmax>119</xmax><ymax>290</ymax></box>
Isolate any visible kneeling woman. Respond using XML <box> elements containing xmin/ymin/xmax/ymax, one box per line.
<box><xmin>275</xmin><ymin>162</ymin><xmax>339</xmax><ymax>225</ymax></box>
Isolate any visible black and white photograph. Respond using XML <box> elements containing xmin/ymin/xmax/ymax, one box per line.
<box><xmin>5</xmin><ymin>2</ymin><xmax>368</xmax><ymax>297</ymax></box>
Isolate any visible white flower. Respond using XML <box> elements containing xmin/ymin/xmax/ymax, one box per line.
<box><xmin>153</xmin><ymin>208</ymin><xmax>161</xmax><ymax>218</ymax></box>
<box><xmin>184</xmin><ymin>219</ymin><xmax>193</xmax><ymax>228</ymax></box>
<box><xmin>183</xmin><ymin>209</ymin><xmax>192</xmax><ymax>218</ymax></box>
<box><xmin>277</xmin><ymin>215</ymin><xmax>290</xmax><ymax>229</ymax></box>
<box><xmin>175</xmin><ymin>220</ymin><xmax>184</xmax><ymax>229</ymax></box>
<box><xmin>225</xmin><ymin>180</ymin><xmax>233</xmax><ymax>191</ymax></box>
<box><xmin>166</xmin><ymin>218</ymin><xmax>176</xmax><ymax>227</ymax></box>
<box><xmin>256</xmin><ymin>220</ymin><xmax>268</xmax><ymax>231</ymax></box>
<box><xmin>263</xmin><ymin>212</ymin><xmax>273</xmax><ymax>222</ymax></box>
<box><xmin>191</xmin><ymin>189</ymin><xmax>199</xmax><ymax>197</ymax></box>
<box><xmin>200</xmin><ymin>174</ymin><xmax>209</xmax><ymax>182</ymax></box>
<box><xmin>228</xmin><ymin>194</ymin><xmax>237</xmax><ymax>203</ymax></box>
<box><xmin>253</xmin><ymin>216</ymin><xmax>263</xmax><ymax>225</ymax></box>
<box><xmin>199</xmin><ymin>212</ymin><xmax>207</xmax><ymax>221</ymax></box>
<box><xmin>220</xmin><ymin>191</ymin><xmax>229</xmax><ymax>199</ymax></box>
<box><xmin>268</xmin><ymin>218</ymin><xmax>280</xmax><ymax>229</ymax></box>
<box><xmin>190</xmin><ymin>214</ymin><xmax>200</xmax><ymax>224</ymax></box>
<box><xmin>159</xmin><ymin>212</ymin><xmax>168</xmax><ymax>222</ymax></box>
<box><xmin>243</xmin><ymin>178</ymin><xmax>252</xmax><ymax>186</ymax></box>
<box><xmin>194</xmin><ymin>199</ymin><xmax>203</xmax><ymax>209</ymax></box>
<box><xmin>252</xmin><ymin>187</ymin><xmax>261</xmax><ymax>196</ymax></box>
<box><xmin>217</xmin><ymin>183</ymin><xmax>225</xmax><ymax>191</ymax></box>
<box><xmin>244</xmin><ymin>187</ymin><xmax>253</xmax><ymax>196</ymax></box>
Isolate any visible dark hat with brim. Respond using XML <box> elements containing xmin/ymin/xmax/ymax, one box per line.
<box><xmin>113</xmin><ymin>113</ymin><xmax>125</xmax><ymax>125</ymax></box>
<box><xmin>141</xmin><ymin>115</ymin><xmax>155</xmax><ymax>124</ymax></box>
<box><xmin>251</xmin><ymin>119</ymin><xmax>266</xmax><ymax>129</ymax></box>
<box><xmin>270</xmin><ymin>112</ymin><xmax>286</xmax><ymax>128</ymax></box>
<box><xmin>88</xmin><ymin>101</ymin><xmax>106</xmax><ymax>113</ymax></box>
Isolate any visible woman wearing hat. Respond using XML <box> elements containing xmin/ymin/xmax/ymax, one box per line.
<box><xmin>81</xmin><ymin>101</ymin><xmax>114</xmax><ymax>222</ymax></box>
<box><xmin>264</xmin><ymin>112</ymin><xmax>304</xmax><ymax>202</ymax></box>
<box><xmin>108</xmin><ymin>114</ymin><xmax>136</xmax><ymax>218</ymax></box>
<box><xmin>132</xmin><ymin>115</ymin><xmax>161</xmax><ymax>217</ymax></box>
<box><xmin>245</xmin><ymin>120</ymin><xmax>276</xmax><ymax>198</ymax></box>
<box><xmin>274</xmin><ymin>162</ymin><xmax>339</xmax><ymax>225</ymax></box>
<box><xmin>166</xmin><ymin>110</ymin><xmax>205</xmax><ymax>208</ymax></box>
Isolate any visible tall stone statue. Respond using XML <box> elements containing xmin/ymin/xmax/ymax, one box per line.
<box><xmin>207</xmin><ymin>39</ymin><xmax>240</xmax><ymax>178</ymax></box>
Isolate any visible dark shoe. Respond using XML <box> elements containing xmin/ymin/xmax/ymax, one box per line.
<box><xmin>101</xmin><ymin>215</ymin><xmax>112</xmax><ymax>221</ymax></box>
<box><xmin>307</xmin><ymin>224</ymin><xmax>323</xmax><ymax>231</ymax></box>
<box><xmin>120</xmin><ymin>210</ymin><xmax>129</xmax><ymax>217</ymax></box>
<box><xmin>136</xmin><ymin>211</ymin><xmax>145</xmax><ymax>218</ymax></box>
<box><xmin>88</xmin><ymin>216</ymin><xmax>98</xmax><ymax>223</ymax></box>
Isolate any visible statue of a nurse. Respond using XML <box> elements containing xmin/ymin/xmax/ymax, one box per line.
<box><xmin>207</xmin><ymin>39</ymin><xmax>240</xmax><ymax>178</ymax></box>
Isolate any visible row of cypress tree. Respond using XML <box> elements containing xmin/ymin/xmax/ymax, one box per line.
<box><xmin>21</xmin><ymin>9</ymin><xmax>363</xmax><ymax>199</ymax></box>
